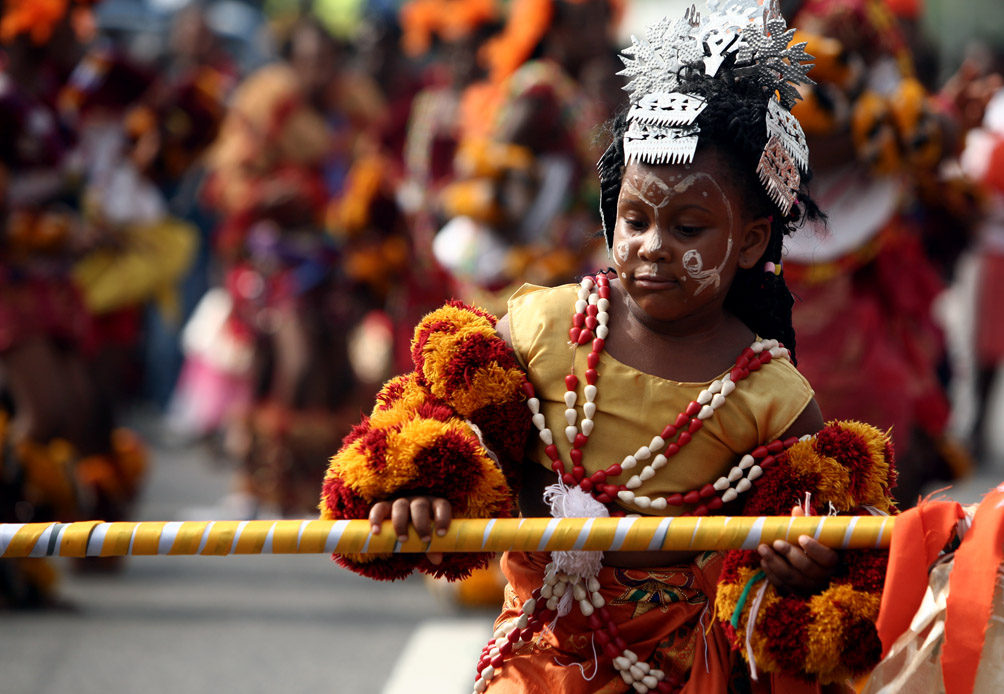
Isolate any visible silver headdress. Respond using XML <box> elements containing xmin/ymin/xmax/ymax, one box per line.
<box><xmin>617</xmin><ymin>0</ymin><xmax>814</xmax><ymax>216</ymax></box>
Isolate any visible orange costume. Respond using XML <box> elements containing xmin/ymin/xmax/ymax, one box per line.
<box><xmin>494</xmin><ymin>550</ymin><xmax>833</xmax><ymax>693</ymax></box>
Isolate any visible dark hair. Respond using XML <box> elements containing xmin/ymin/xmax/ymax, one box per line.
<box><xmin>597</xmin><ymin>70</ymin><xmax>825</xmax><ymax>363</ymax></box>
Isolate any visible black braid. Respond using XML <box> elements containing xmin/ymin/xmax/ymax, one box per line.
<box><xmin>597</xmin><ymin>109</ymin><xmax>628</xmax><ymax>250</ymax></box>
<box><xmin>595</xmin><ymin>69</ymin><xmax>826</xmax><ymax>364</ymax></box>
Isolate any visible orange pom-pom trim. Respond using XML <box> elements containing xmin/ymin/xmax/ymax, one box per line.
<box><xmin>320</xmin><ymin>303</ymin><xmax>530</xmax><ymax>581</ymax></box>
<box><xmin>716</xmin><ymin>421</ymin><xmax>896</xmax><ymax>683</ymax></box>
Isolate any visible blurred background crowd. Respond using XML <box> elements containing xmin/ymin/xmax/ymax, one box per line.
<box><xmin>1</xmin><ymin>0</ymin><xmax>1003</xmax><ymax>610</ymax></box>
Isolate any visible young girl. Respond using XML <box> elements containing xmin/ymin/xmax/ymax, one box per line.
<box><xmin>322</xmin><ymin>3</ymin><xmax>896</xmax><ymax>691</ymax></box>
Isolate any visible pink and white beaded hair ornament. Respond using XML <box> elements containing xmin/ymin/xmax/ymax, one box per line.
<box><xmin>618</xmin><ymin>0</ymin><xmax>814</xmax><ymax>215</ymax></box>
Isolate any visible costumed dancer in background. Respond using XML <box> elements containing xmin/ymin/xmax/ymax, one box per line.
<box><xmin>0</xmin><ymin>0</ymin><xmax>146</xmax><ymax>606</ymax></box>
<box><xmin>60</xmin><ymin>36</ymin><xmax>200</xmax><ymax>408</ymax></box>
<box><xmin>350</xmin><ymin>10</ymin><xmax>426</xmax><ymax>168</ymax></box>
<box><xmin>932</xmin><ymin>44</ymin><xmax>1004</xmax><ymax>466</ymax></box>
<box><xmin>400</xmin><ymin>0</ymin><xmax>501</xmax><ymax>195</ymax></box>
<box><xmin>432</xmin><ymin>138</ymin><xmax>547</xmax><ymax>317</ymax></box>
<box><xmin>960</xmin><ymin>88</ymin><xmax>1004</xmax><ymax>465</ymax></box>
<box><xmin>200</xmin><ymin>17</ymin><xmax>408</xmax><ymax>518</ymax></box>
<box><xmin>430</xmin><ymin>0</ymin><xmax>626</xmax><ymax>312</ymax></box>
<box><xmin>321</xmin><ymin>3</ymin><xmax>896</xmax><ymax>691</ymax></box>
<box><xmin>137</xmin><ymin>4</ymin><xmax>236</xmax><ymax>411</ymax></box>
<box><xmin>389</xmin><ymin>0</ymin><xmax>501</xmax><ymax>372</ymax></box>
<box><xmin>782</xmin><ymin>0</ymin><xmax>969</xmax><ymax>506</ymax></box>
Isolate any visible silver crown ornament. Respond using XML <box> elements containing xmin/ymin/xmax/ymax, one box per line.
<box><xmin>615</xmin><ymin>0</ymin><xmax>814</xmax><ymax>216</ymax></box>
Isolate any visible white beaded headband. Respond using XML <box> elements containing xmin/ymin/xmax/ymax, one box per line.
<box><xmin>617</xmin><ymin>0</ymin><xmax>814</xmax><ymax>216</ymax></box>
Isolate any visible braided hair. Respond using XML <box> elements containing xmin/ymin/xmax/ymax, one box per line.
<box><xmin>597</xmin><ymin>70</ymin><xmax>825</xmax><ymax>363</ymax></box>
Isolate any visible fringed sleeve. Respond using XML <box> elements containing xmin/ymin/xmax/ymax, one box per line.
<box><xmin>319</xmin><ymin>301</ymin><xmax>531</xmax><ymax>581</ymax></box>
<box><xmin>715</xmin><ymin>420</ymin><xmax>898</xmax><ymax>684</ymax></box>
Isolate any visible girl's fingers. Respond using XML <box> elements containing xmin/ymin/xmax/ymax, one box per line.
<box><xmin>410</xmin><ymin>497</ymin><xmax>433</xmax><ymax>541</ymax></box>
<box><xmin>777</xmin><ymin>544</ymin><xmax>829</xmax><ymax>583</ymax></box>
<box><xmin>759</xmin><ymin>544</ymin><xmax>801</xmax><ymax>589</ymax></box>
<box><xmin>369</xmin><ymin>497</ymin><xmax>452</xmax><ymax>544</ymax></box>
<box><xmin>798</xmin><ymin>536</ymin><xmax>839</xmax><ymax>568</ymax></box>
<box><xmin>432</xmin><ymin>498</ymin><xmax>452</xmax><ymax>536</ymax></box>
<box><xmin>391</xmin><ymin>497</ymin><xmax>413</xmax><ymax>540</ymax></box>
<box><xmin>369</xmin><ymin>501</ymin><xmax>392</xmax><ymax>533</ymax></box>
<box><xmin>762</xmin><ymin>538</ymin><xmax>838</xmax><ymax>591</ymax></box>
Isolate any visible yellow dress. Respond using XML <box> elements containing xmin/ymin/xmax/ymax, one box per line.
<box><xmin>507</xmin><ymin>283</ymin><xmax>814</xmax><ymax>514</ymax></box>
<box><xmin>491</xmin><ymin>283</ymin><xmax>825</xmax><ymax>693</ymax></box>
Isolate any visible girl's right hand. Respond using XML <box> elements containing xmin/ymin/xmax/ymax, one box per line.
<box><xmin>368</xmin><ymin>497</ymin><xmax>453</xmax><ymax>565</ymax></box>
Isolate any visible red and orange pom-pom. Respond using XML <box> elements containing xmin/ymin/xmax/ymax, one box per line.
<box><xmin>716</xmin><ymin>420</ymin><xmax>896</xmax><ymax>684</ymax></box>
<box><xmin>320</xmin><ymin>303</ymin><xmax>530</xmax><ymax>581</ymax></box>
<box><xmin>411</xmin><ymin>301</ymin><xmax>526</xmax><ymax>417</ymax></box>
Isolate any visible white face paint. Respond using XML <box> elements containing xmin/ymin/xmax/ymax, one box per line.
<box><xmin>621</xmin><ymin>170</ymin><xmax>676</xmax><ymax>214</ymax></box>
<box><xmin>671</xmin><ymin>172</ymin><xmax>736</xmax><ymax>295</ymax></box>
<box><xmin>682</xmin><ymin>249</ymin><xmax>703</xmax><ymax>274</ymax></box>
<box><xmin>682</xmin><ymin>237</ymin><xmax>734</xmax><ymax>295</ymax></box>
<box><xmin>615</xmin><ymin>241</ymin><xmax>630</xmax><ymax>264</ymax></box>
<box><xmin>620</xmin><ymin>170</ymin><xmax>681</xmax><ymax>257</ymax></box>
<box><xmin>670</xmin><ymin>173</ymin><xmax>735</xmax><ymax>232</ymax></box>
<box><xmin>615</xmin><ymin>162</ymin><xmax>740</xmax><ymax>295</ymax></box>
<box><xmin>672</xmin><ymin>175</ymin><xmax>699</xmax><ymax>194</ymax></box>
<box><xmin>644</xmin><ymin>229</ymin><xmax>663</xmax><ymax>254</ymax></box>
<box><xmin>699</xmin><ymin>172</ymin><xmax>735</xmax><ymax>232</ymax></box>
<box><xmin>612</xmin><ymin>152</ymin><xmax>753</xmax><ymax>325</ymax></box>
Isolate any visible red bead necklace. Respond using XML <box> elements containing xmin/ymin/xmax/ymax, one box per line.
<box><xmin>520</xmin><ymin>272</ymin><xmax>800</xmax><ymax>516</ymax></box>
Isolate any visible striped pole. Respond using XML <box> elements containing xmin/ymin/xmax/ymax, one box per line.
<box><xmin>0</xmin><ymin>515</ymin><xmax>894</xmax><ymax>559</ymax></box>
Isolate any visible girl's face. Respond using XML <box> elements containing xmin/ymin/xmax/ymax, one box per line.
<box><xmin>611</xmin><ymin>148</ymin><xmax>771</xmax><ymax>327</ymax></box>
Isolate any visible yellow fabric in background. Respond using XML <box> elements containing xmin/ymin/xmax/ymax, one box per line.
<box><xmin>72</xmin><ymin>218</ymin><xmax>197</xmax><ymax>319</ymax></box>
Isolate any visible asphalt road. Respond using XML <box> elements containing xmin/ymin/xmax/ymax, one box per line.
<box><xmin>1</xmin><ymin>420</ymin><xmax>497</xmax><ymax>694</ymax></box>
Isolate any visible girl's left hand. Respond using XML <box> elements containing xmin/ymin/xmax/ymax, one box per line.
<box><xmin>757</xmin><ymin>506</ymin><xmax>839</xmax><ymax>594</ymax></box>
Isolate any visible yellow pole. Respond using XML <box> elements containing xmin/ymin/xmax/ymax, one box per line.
<box><xmin>0</xmin><ymin>515</ymin><xmax>895</xmax><ymax>558</ymax></box>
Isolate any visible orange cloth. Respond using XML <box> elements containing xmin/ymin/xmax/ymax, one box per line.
<box><xmin>872</xmin><ymin>487</ymin><xmax>1004</xmax><ymax>694</ymax></box>
<box><xmin>488</xmin><ymin>551</ymin><xmax>821</xmax><ymax>693</ymax></box>
<box><xmin>874</xmin><ymin>499</ymin><xmax>964</xmax><ymax>657</ymax></box>
<box><xmin>943</xmin><ymin>487</ymin><xmax>1004</xmax><ymax>694</ymax></box>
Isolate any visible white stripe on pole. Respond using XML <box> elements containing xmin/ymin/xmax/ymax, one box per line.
<box><xmin>87</xmin><ymin>523</ymin><xmax>109</xmax><ymax>556</ymax></box>
<box><xmin>741</xmin><ymin>516</ymin><xmax>766</xmax><ymax>550</ymax></box>
<box><xmin>0</xmin><ymin>523</ymin><xmax>24</xmax><ymax>556</ymax></box>
<box><xmin>609</xmin><ymin>516</ymin><xmax>635</xmax><ymax>551</ymax></box>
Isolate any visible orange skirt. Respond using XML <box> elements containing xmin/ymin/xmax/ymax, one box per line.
<box><xmin>485</xmin><ymin>551</ymin><xmax>823</xmax><ymax>694</ymax></box>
